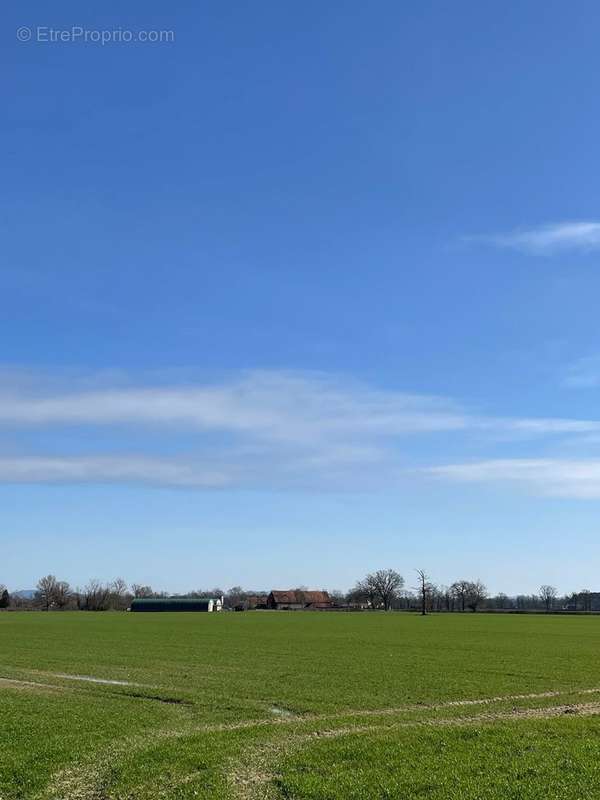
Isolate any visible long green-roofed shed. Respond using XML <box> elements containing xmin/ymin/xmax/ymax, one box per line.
<box><xmin>130</xmin><ymin>598</ymin><xmax>222</xmax><ymax>612</ymax></box>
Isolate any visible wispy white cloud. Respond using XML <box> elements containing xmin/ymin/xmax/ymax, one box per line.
<box><xmin>2</xmin><ymin>369</ymin><xmax>600</xmax><ymax>491</ymax></box>
<box><xmin>0</xmin><ymin>370</ymin><xmax>467</xmax><ymax>489</ymax></box>
<box><xmin>424</xmin><ymin>459</ymin><xmax>600</xmax><ymax>499</ymax></box>
<box><xmin>2</xmin><ymin>370</ymin><xmax>600</xmax><ymax>439</ymax></box>
<box><xmin>467</xmin><ymin>221</ymin><xmax>600</xmax><ymax>255</ymax></box>
<box><xmin>487</xmin><ymin>417</ymin><xmax>600</xmax><ymax>434</ymax></box>
<box><xmin>0</xmin><ymin>456</ymin><xmax>231</xmax><ymax>488</ymax></box>
<box><xmin>0</xmin><ymin>370</ymin><xmax>470</xmax><ymax>441</ymax></box>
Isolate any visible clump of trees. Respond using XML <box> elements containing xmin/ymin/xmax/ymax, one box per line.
<box><xmin>345</xmin><ymin>573</ymin><xmax>490</xmax><ymax>613</ymax></box>
<box><xmin>25</xmin><ymin>575</ymin><xmax>138</xmax><ymax>611</ymax></box>
<box><xmin>350</xmin><ymin>569</ymin><xmax>405</xmax><ymax>610</ymax></box>
<box><xmin>346</xmin><ymin>572</ymin><xmax>489</xmax><ymax>614</ymax></box>
<box><xmin>36</xmin><ymin>575</ymin><xmax>71</xmax><ymax>610</ymax></box>
<box><xmin>449</xmin><ymin>579</ymin><xmax>488</xmax><ymax>612</ymax></box>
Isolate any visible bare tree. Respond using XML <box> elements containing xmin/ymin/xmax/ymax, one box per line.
<box><xmin>83</xmin><ymin>579</ymin><xmax>111</xmax><ymax>611</ymax></box>
<box><xmin>350</xmin><ymin>578</ymin><xmax>379</xmax><ymax>609</ymax></box>
<box><xmin>539</xmin><ymin>585</ymin><xmax>557</xmax><ymax>612</ymax></box>
<box><xmin>450</xmin><ymin>579</ymin><xmax>487</xmax><ymax>612</ymax></box>
<box><xmin>566</xmin><ymin>591</ymin><xmax>579</xmax><ymax>611</ymax></box>
<box><xmin>368</xmin><ymin>569</ymin><xmax>404</xmax><ymax>611</ymax></box>
<box><xmin>109</xmin><ymin>578</ymin><xmax>130</xmax><ymax>610</ymax></box>
<box><xmin>131</xmin><ymin>584</ymin><xmax>154</xmax><ymax>599</ymax></box>
<box><xmin>225</xmin><ymin>586</ymin><xmax>247</xmax><ymax>609</ymax></box>
<box><xmin>329</xmin><ymin>590</ymin><xmax>346</xmax><ymax>607</ymax></box>
<box><xmin>74</xmin><ymin>586</ymin><xmax>84</xmax><ymax>610</ymax></box>
<box><xmin>438</xmin><ymin>585</ymin><xmax>453</xmax><ymax>612</ymax></box>
<box><xmin>579</xmin><ymin>589</ymin><xmax>593</xmax><ymax>612</ymax></box>
<box><xmin>414</xmin><ymin>569</ymin><xmax>431</xmax><ymax>616</ymax></box>
<box><xmin>53</xmin><ymin>581</ymin><xmax>72</xmax><ymax>609</ymax></box>
<box><xmin>492</xmin><ymin>592</ymin><xmax>511</xmax><ymax>610</ymax></box>
<box><xmin>36</xmin><ymin>574</ymin><xmax>58</xmax><ymax>611</ymax></box>
<box><xmin>466</xmin><ymin>580</ymin><xmax>487</xmax><ymax>612</ymax></box>
<box><xmin>428</xmin><ymin>583</ymin><xmax>441</xmax><ymax>611</ymax></box>
<box><xmin>450</xmin><ymin>579</ymin><xmax>471</xmax><ymax>612</ymax></box>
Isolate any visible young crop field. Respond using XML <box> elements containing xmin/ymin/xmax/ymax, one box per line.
<box><xmin>2</xmin><ymin>611</ymin><xmax>600</xmax><ymax>799</ymax></box>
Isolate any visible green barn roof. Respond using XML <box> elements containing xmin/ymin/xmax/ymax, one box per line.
<box><xmin>130</xmin><ymin>598</ymin><xmax>217</xmax><ymax>612</ymax></box>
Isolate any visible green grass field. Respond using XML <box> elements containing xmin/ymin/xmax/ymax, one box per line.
<box><xmin>2</xmin><ymin>611</ymin><xmax>600</xmax><ymax>799</ymax></box>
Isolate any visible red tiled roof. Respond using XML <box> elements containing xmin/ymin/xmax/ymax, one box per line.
<box><xmin>301</xmin><ymin>591</ymin><xmax>331</xmax><ymax>605</ymax></box>
<box><xmin>269</xmin><ymin>590</ymin><xmax>332</xmax><ymax>605</ymax></box>
<box><xmin>270</xmin><ymin>590</ymin><xmax>300</xmax><ymax>604</ymax></box>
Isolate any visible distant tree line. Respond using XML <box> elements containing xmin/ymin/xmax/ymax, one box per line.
<box><xmin>348</xmin><ymin>571</ymin><xmax>489</xmax><ymax>613</ymax></box>
<box><xmin>0</xmin><ymin>573</ymin><xmax>596</xmax><ymax>614</ymax></box>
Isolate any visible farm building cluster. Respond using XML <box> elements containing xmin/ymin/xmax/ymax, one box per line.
<box><xmin>129</xmin><ymin>590</ymin><xmax>342</xmax><ymax>612</ymax></box>
<box><xmin>234</xmin><ymin>590</ymin><xmax>338</xmax><ymax>611</ymax></box>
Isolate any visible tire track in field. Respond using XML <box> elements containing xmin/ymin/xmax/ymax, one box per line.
<box><xmin>0</xmin><ymin>671</ymin><xmax>192</xmax><ymax>707</ymax></box>
<box><xmin>42</xmin><ymin>687</ymin><xmax>600</xmax><ymax>800</ymax></box>
<box><xmin>49</xmin><ymin>672</ymin><xmax>142</xmax><ymax>687</ymax></box>
<box><xmin>0</xmin><ymin>676</ymin><xmax>64</xmax><ymax>693</ymax></box>
<box><xmin>7</xmin><ymin>660</ymin><xmax>600</xmax><ymax>718</ymax></box>
<box><xmin>6</xmin><ymin>668</ymin><xmax>598</xmax><ymax>711</ymax></box>
<box><xmin>229</xmin><ymin>701</ymin><xmax>600</xmax><ymax>800</ymax></box>
<box><xmin>302</xmin><ymin>686</ymin><xmax>600</xmax><ymax>719</ymax></box>
<box><xmin>1</xmin><ymin>667</ymin><xmax>145</xmax><ymax>687</ymax></box>
<box><xmin>42</xmin><ymin>726</ymin><xmax>201</xmax><ymax>800</ymax></box>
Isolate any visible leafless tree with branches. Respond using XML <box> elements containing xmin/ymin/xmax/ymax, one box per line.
<box><xmin>414</xmin><ymin>569</ymin><xmax>431</xmax><ymax>616</ymax></box>
<box><xmin>36</xmin><ymin>574</ymin><xmax>59</xmax><ymax>611</ymax></box>
<box><xmin>353</xmin><ymin>569</ymin><xmax>404</xmax><ymax>611</ymax></box>
<box><xmin>539</xmin><ymin>585</ymin><xmax>558</xmax><ymax>612</ymax></box>
<box><xmin>450</xmin><ymin>579</ymin><xmax>487</xmax><ymax>612</ymax></box>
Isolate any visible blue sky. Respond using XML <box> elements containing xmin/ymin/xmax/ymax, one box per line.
<box><xmin>4</xmin><ymin>1</ymin><xmax>600</xmax><ymax>594</ymax></box>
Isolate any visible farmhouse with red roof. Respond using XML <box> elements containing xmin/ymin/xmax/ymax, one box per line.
<box><xmin>267</xmin><ymin>589</ymin><xmax>332</xmax><ymax>610</ymax></box>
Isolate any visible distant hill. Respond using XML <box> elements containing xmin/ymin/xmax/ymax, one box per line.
<box><xmin>13</xmin><ymin>589</ymin><xmax>36</xmax><ymax>599</ymax></box>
